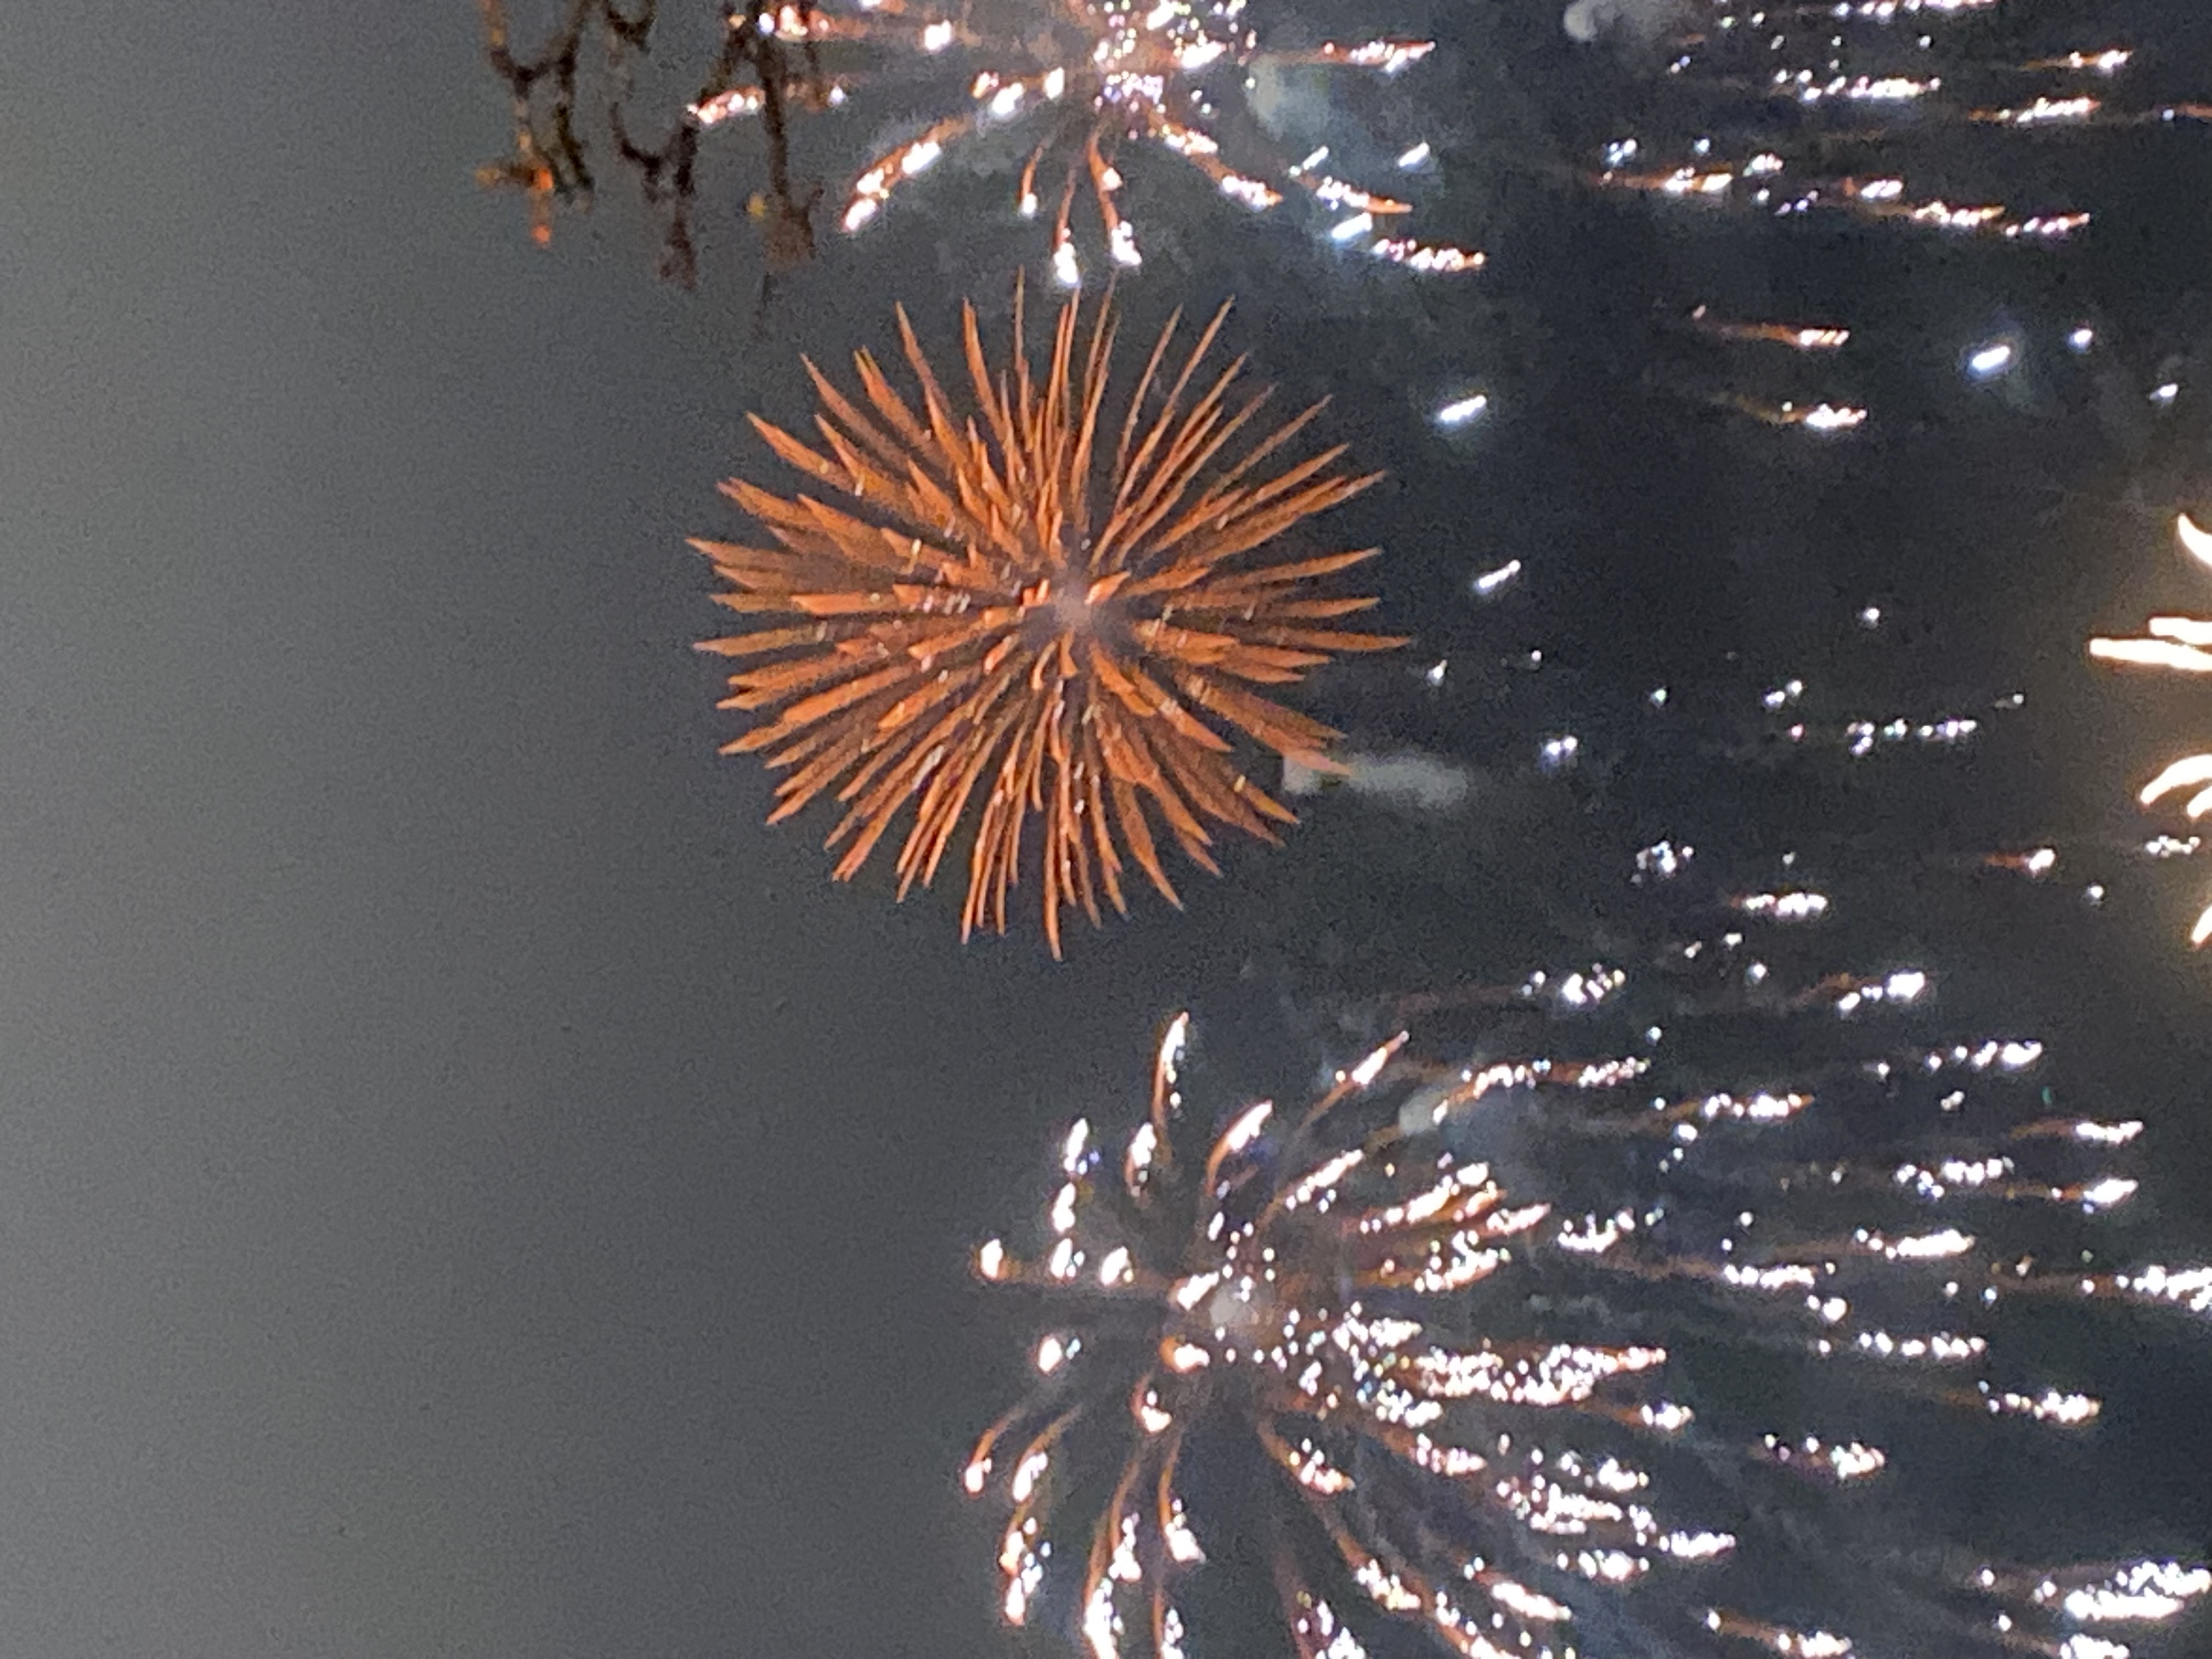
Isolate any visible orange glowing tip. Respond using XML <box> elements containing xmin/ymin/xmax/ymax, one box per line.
<box><xmin>692</xmin><ymin>285</ymin><xmax>1404</xmax><ymax>956</ymax></box>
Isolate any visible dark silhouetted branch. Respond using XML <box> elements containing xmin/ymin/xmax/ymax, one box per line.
<box><xmin>476</xmin><ymin>0</ymin><xmax>830</xmax><ymax>287</ymax></box>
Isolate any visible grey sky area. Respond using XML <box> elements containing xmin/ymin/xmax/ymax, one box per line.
<box><xmin>4</xmin><ymin>4</ymin><xmax>2212</xmax><ymax>1658</ymax></box>
<box><xmin>2</xmin><ymin>10</ymin><xmax>1153</xmax><ymax>1655</ymax></box>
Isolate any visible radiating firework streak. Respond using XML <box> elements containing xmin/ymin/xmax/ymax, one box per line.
<box><xmin>694</xmin><ymin>287</ymin><xmax>1403</xmax><ymax>955</ymax></box>
<box><xmin>689</xmin><ymin>0</ymin><xmax>1480</xmax><ymax>282</ymax></box>
<box><xmin>965</xmin><ymin>994</ymin><xmax>2211</xmax><ymax>1659</ymax></box>
<box><xmin>2091</xmin><ymin>514</ymin><xmax>2212</xmax><ymax>945</ymax></box>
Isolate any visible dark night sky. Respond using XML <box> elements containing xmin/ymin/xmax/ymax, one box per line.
<box><xmin>4</xmin><ymin>4</ymin><xmax>2211</xmax><ymax>1657</ymax></box>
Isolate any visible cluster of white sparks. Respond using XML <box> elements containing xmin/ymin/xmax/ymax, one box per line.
<box><xmin>1656</xmin><ymin>0</ymin><xmax>2197</xmax><ymax>128</ymax></box>
<box><xmin>2090</xmin><ymin>516</ymin><xmax>2212</xmax><ymax>944</ymax></box>
<box><xmin>691</xmin><ymin>0</ymin><xmax>1479</xmax><ymax>281</ymax></box>
<box><xmin>1646</xmin><ymin>673</ymin><xmax>2004</xmax><ymax>763</ymax></box>
<box><xmin>961</xmin><ymin>964</ymin><xmax>2211</xmax><ymax>1658</ymax></box>
<box><xmin>1578</xmin><ymin>2</ymin><xmax>2205</xmax><ymax>433</ymax></box>
<box><xmin>1638</xmin><ymin>664</ymin><xmax>2018</xmax><ymax>770</ymax></box>
<box><xmin>1593</xmin><ymin>142</ymin><xmax>2094</xmax><ymax>244</ymax></box>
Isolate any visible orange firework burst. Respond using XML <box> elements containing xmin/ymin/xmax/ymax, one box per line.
<box><xmin>693</xmin><ymin>287</ymin><xmax>1403</xmax><ymax>956</ymax></box>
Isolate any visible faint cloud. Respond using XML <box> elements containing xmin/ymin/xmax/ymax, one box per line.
<box><xmin>1282</xmin><ymin>749</ymin><xmax>1476</xmax><ymax>815</ymax></box>
<box><xmin>1564</xmin><ymin>0</ymin><xmax>1690</xmax><ymax>46</ymax></box>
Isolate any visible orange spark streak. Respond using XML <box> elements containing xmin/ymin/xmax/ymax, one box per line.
<box><xmin>695</xmin><ymin>289</ymin><xmax>1403</xmax><ymax>955</ymax></box>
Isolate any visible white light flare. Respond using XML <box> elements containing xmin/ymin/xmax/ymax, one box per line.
<box><xmin>1966</xmin><ymin>341</ymin><xmax>2016</xmax><ymax>379</ymax></box>
<box><xmin>1436</xmin><ymin>393</ymin><xmax>1489</xmax><ymax>427</ymax></box>
<box><xmin>1471</xmin><ymin>558</ymin><xmax>1521</xmax><ymax>596</ymax></box>
<box><xmin>2177</xmin><ymin>512</ymin><xmax>2212</xmax><ymax>568</ymax></box>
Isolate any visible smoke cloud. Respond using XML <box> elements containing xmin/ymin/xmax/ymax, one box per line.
<box><xmin>1562</xmin><ymin>0</ymin><xmax>1689</xmax><ymax>46</ymax></box>
<box><xmin>1281</xmin><ymin>749</ymin><xmax>1477</xmax><ymax>815</ymax></box>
